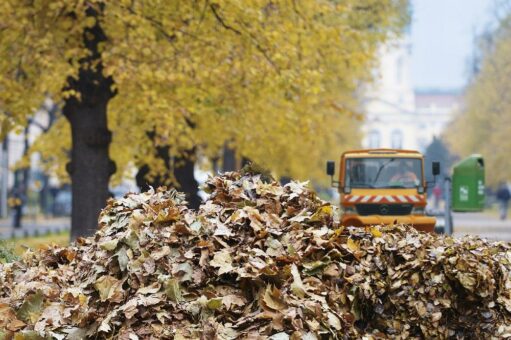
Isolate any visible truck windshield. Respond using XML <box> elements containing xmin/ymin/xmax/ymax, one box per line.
<box><xmin>345</xmin><ymin>158</ymin><xmax>423</xmax><ymax>189</ymax></box>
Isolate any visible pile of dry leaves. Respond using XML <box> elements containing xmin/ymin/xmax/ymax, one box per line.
<box><xmin>1</xmin><ymin>171</ymin><xmax>511</xmax><ymax>339</ymax></box>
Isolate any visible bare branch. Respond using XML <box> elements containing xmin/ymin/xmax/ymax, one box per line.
<box><xmin>209</xmin><ymin>4</ymin><xmax>242</xmax><ymax>35</ymax></box>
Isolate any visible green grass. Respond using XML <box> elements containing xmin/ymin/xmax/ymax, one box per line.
<box><xmin>0</xmin><ymin>240</ymin><xmax>19</xmax><ymax>263</ymax></box>
<box><xmin>6</xmin><ymin>231</ymin><xmax>70</xmax><ymax>257</ymax></box>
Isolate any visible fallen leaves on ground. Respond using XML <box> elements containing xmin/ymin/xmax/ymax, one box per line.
<box><xmin>1</xmin><ymin>171</ymin><xmax>511</xmax><ymax>339</ymax></box>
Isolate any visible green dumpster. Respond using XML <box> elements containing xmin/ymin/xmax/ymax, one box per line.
<box><xmin>452</xmin><ymin>155</ymin><xmax>485</xmax><ymax>212</ymax></box>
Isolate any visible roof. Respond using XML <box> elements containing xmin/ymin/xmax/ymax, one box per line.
<box><xmin>415</xmin><ymin>90</ymin><xmax>462</xmax><ymax>109</ymax></box>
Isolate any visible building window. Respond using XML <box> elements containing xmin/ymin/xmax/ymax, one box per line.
<box><xmin>368</xmin><ymin>130</ymin><xmax>380</xmax><ymax>148</ymax></box>
<box><xmin>391</xmin><ymin>129</ymin><xmax>403</xmax><ymax>149</ymax></box>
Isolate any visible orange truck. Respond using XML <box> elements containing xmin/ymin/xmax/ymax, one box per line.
<box><xmin>326</xmin><ymin>149</ymin><xmax>440</xmax><ymax>232</ymax></box>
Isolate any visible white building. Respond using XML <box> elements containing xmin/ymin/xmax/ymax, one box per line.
<box><xmin>361</xmin><ymin>37</ymin><xmax>461</xmax><ymax>152</ymax></box>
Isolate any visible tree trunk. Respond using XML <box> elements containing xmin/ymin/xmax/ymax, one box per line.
<box><xmin>0</xmin><ymin>136</ymin><xmax>8</xmax><ymax>218</ymax></box>
<box><xmin>279</xmin><ymin>176</ymin><xmax>291</xmax><ymax>185</ymax></box>
<box><xmin>211</xmin><ymin>156</ymin><xmax>219</xmax><ymax>174</ymax></box>
<box><xmin>64</xmin><ymin>102</ymin><xmax>114</xmax><ymax>239</ymax></box>
<box><xmin>39</xmin><ymin>174</ymin><xmax>49</xmax><ymax>216</ymax></box>
<box><xmin>222</xmin><ymin>144</ymin><xmax>237</xmax><ymax>172</ymax></box>
<box><xmin>135</xmin><ymin>130</ymin><xmax>200</xmax><ymax>209</ymax></box>
<box><xmin>241</xmin><ymin>156</ymin><xmax>251</xmax><ymax>168</ymax></box>
<box><xmin>63</xmin><ymin>6</ymin><xmax>115</xmax><ymax>240</ymax></box>
<box><xmin>174</xmin><ymin>149</ymin><xmax>201</xmax><ymax>210</ymax></box>
<box><xmin>136</xmin><ymin>148</ymin><xmax>201</xmax><ymax>209</ymax></box>
<box><xmin>39</xmin><ymin>103</ymin><xmax>58</xmax><ymax>216</ymax></box>
<box><xmin>21</xmin><ymin>124</ymin><xmax>30</xmax><ymax>212</ymax></box>
<box><xmin>135</xmin><ymin>137</ymin><xmax>172</xmax><ymax>192</ymax></box>
<box><xmin>11</xmin><ymin>170</ymin><xmax>23</xmax><ymax>229</ymax></box>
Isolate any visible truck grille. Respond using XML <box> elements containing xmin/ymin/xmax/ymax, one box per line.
<box><xmin>355</xmin><ymin>204</ymin><xmax>413</xmax><ymax>216</ymax></box>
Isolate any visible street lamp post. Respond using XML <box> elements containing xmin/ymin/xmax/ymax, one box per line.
<box><xmin>444</xmin><ymin>176</ymin><xmax>453</xmax><ymax>235</ymax></box>
<box><xmin>0</xmin><ymin>136</ymin><xmax>9</xmax><ymax>218</ymax></box>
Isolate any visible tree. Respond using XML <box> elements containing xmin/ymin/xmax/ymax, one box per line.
<box><xmin>1</xmin><ymin>0</ymin><xmax>409</xmax><ymax>239</ymax></box>
<box><xmin>446</xmin><ymin>13</ymin><xmax>511</xmax><ymax>186</ymax></box>
<box><xmin>424</xmin><ymin>137</ymin><xmax>454</xmax><ymax>193</ymax></box>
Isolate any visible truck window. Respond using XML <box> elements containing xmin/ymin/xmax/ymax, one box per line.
<box><xmin>345</xmin><ymin>158</ymin><xmax>423</xmax><ymax>189</ymax></box>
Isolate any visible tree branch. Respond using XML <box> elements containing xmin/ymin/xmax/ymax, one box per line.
<box><xmin>209</xmin><ymin>4</ymin><xmax>242</xmax><ymax>35</ymax></box>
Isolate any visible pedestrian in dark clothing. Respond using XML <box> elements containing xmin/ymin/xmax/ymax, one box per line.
<box><xmin>9</xmin><ymin>185</ymin><xmax>26</xmax><ymax>228</ymax></box>
<box><xmin>496</xmin><ymin>182</ymin><xmax>511</xmax><ymax>220</ymax></box>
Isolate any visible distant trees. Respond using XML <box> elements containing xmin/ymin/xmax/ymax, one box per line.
<box><xmin>424</xmin><ymin>137</ymin><xmax>454</xmax><ymax>195</ymax></box>
<box><xmin>446</xmin><ymin>14</ymin><xmax>511</xmax><ymax>186</ymax></box>
<box><xmin>0</xmin><ymin>0</ymin><xmax>409</xmax><ymax>238</ymax></box>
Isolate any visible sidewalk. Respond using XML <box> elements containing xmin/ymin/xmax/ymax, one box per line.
<box><xmin>0</xmin><ymin>216</ymin><xmax>70</xmax><ymax>239</ymax></box>
<box><xmin>452</xmin><ymin>212</ymin><xmax>511</xmax><ymax>241</ymax></box>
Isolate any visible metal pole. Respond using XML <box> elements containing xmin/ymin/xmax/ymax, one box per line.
<box><xmin>0</xmin><ymin>136</ymin><xmax>8</xmax><ymax>218</ymax></box>
<box><xmin>444</xmin><ymin>176</ymin><xmax>453</xmax><ymax>235</ymax></box>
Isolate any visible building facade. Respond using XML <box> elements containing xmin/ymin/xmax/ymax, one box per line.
<box><xmin>361</xmin><ymin>38</ymin><xmax>461</xmax><ymax>152</ymax></box>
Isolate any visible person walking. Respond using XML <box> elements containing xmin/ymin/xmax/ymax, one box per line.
<box><xmin>432</xmin><ymin>184</ymin><xmax>442</xmax><ymax>210</ymax></box>
<box><xmin>496</xmin><ymin>182</ymin><xmax>511</xmax><ymax>220</ymax></box>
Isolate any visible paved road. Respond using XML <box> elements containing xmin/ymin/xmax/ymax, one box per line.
<box><xmin>452</xmin><ymin>212</ymin><xmax>511</xmax><ymax>241</ymax></box>
<box><xmin>0</xmin><ymin>217</ymin><xmax>70</xmax><ymax>239</ymax></box>
<box><xmin>1</xmin><ymin>212</ymin><xmax>510</xmax><ymax>241</ymax></box>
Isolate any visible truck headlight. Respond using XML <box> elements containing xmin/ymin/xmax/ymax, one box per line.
<box><xmin>412</xmin><ymin>206</ymin><xmax>425</xmax><ymax>214</ymax></box>
<box><xmin>342</xmin><ymin>206</ymin><xmax>356</xmax><ymax>215</ymax></box>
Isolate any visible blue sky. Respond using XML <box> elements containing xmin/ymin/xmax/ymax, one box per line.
<box><xmin>411</xmin><ymin>0</ymin><xmax>496</xmax><ymax>90</ymax></box>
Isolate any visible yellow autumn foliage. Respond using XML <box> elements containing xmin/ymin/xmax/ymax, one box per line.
<box><xmin>447</xmin><ymin>16</ymin><xmax>511</xmax><ymax>185</ymax></box>
<box><xmin>0</xmin><ymin>0</ymin><xmax>409</xmax><ymax>184</ymax></box>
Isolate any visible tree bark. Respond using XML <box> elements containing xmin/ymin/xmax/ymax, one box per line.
<box><xmin>39</xmin><ymin>104</ymin><xmax>58</xmax><ymax>216</ymax></box>
<box><xmin>136</xmin><ymin>128</ymin><xmax>200</xmax><ymax>209</ymax></box>
<box><xmin>211</xmin><ymin>156</ymin><xmax>220</xmax><ymax>174</ymax></box>
<box><xmin>136</xmin><ymin>148</ymin><xmax>201</xmax><ymax>209</ymax></box>
<box><xmin>11</xmin><ymin>170</ymin><xmax>23</xmax><ymax>229</ymax></box>
<box><xmin>63</xmin><ymin>6</ymin><xmax>115</xmax><ymax>240</ymax></box>
<box><xmin>174</xmin><ymin>149</ymin><xmax>201</xmax><ymax>210</ymax></box>
<box><xmin>135</xmin><ymin>141</ymin><xmax>172</xmax><ymax>192</ymax></box>
<box><xmin>222</xmin><ymin>144</ymin><xmax>237</xmax><ymax>172</ymax></box>
<box><xmin>0</xmin><ymin>136</ymin><xmax>8</xmax><ymax>218</ymax></box>
<box><xmin>279</xmin><ymin>176</ymin><xmax>291</xmax><ymax>185</ymax></box>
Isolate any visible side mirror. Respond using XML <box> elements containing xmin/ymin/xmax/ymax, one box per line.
<box><xmin>432</xmin><ymin>161</ymin><xmax>441</xmax><ymax>176</ymax></box>
<box><xmin>326</xmin><ymin>161</ymin><xmax>339</xmax><ymax>188</ymax></box>
<box><xmin>326</xmin><ymin>161</ymin><xmax>335</xmax><ymax>176</ymax></box>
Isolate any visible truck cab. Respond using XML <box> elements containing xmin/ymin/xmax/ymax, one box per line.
<box><xmin>327</xmin><ymin>149</ymin><xmax>439</xmax><ymax>232</ymax></box>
